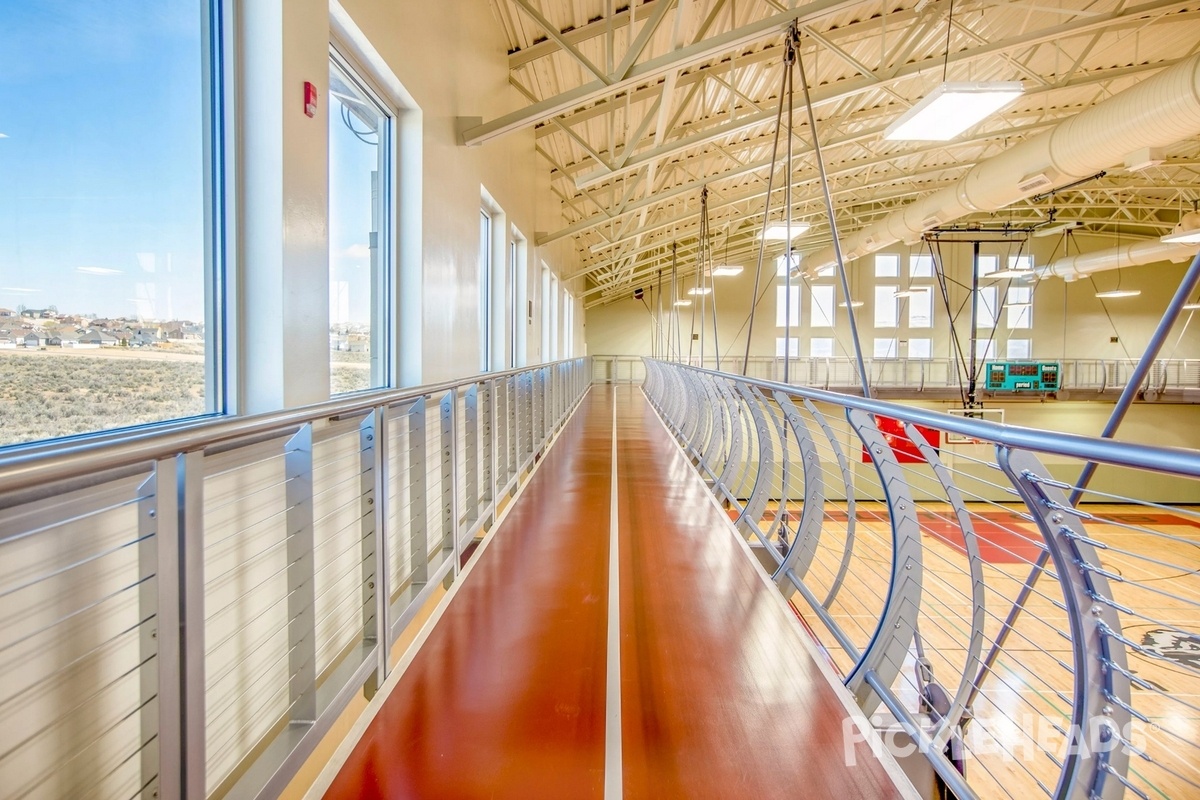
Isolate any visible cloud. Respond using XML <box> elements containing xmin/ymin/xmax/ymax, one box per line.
<box><xmin>338</xmin><ymin>243</ymin><xmax>371</xmax><ymax>260</ymax></box>
<box><xmin>77</xmin><ymin>266</ymin><xmax>124</xmax><ymax>276</ymax></box>
<box><xmin>0</xmin><ymin>134</ymin><xmax>8</xmax><ymax>139</ymax></box>
<box><xmin>0</xmin><ymin>287</ymin><xmax>39</xmax><ymax>294</ymax></box>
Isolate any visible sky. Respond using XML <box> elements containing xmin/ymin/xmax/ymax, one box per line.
<box><xmin>0</xmin><ymin>2</ymin><xmax>381</xmax><ymax>326</ymax></box>
<box><xmin>0</xmin><ymin>2</ymin><xmax>206</xmax><ymax>321</ymax></box>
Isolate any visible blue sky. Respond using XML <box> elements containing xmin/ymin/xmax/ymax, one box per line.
<box><xmin>0</xmin><ymin>2</ymin><xmax>206</xmax><ymax>321</ymax></box>
<box><xmin>0</xmin><ymin>3</ymin><xmax>382</xmax><ymax>326</ymax></box>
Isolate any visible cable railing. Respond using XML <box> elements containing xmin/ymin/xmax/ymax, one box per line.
<box><xmin>0</xmin><ymin>357</ymin><xmax>590</xmax><ymax>800</ymax></box>
<box><xmin>596</xmin><ymin>355</ymin><xmax>1200</xmax><ymax>396</ymax></box>
<box><xmin>643</xmin><ymin>358</ymin><xmax>1200</xmax><ymax>800</ymax></box>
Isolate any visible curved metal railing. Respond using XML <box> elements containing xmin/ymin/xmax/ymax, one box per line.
<box><xmin>594</xmin><ymin>355</ymin><xmax>1200</xmax><ymax>398</ymax></box>
<box><xmin>0</xmin><ymin>358</ymin><xmax>590</xmax><ymax>800</ymax></box>
<box><xmin>643</xmin><ymin>358</ymin><xmax>1200</xmax><ymax>800</ymax></box>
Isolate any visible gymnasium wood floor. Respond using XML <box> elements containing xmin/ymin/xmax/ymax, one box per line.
<box><xmin>767</xmin><ymin>499</ymin><xmax>1200</xmax><ymax>800</ymax></box>
<box><xmin>320</xmin><ymin>387</ymin><xmax>912</xmax><ymax>799</ymax></box>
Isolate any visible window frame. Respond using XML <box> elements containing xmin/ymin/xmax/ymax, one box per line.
<box><xmin>328</xmin><ymin>45</ymin><xmax>395</xmax><ymax>394</ymax></box>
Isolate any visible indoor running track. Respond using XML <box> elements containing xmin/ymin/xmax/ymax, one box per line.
<box><xmin>320</xmin><ymin>385</ymin><xmax>913</xmax><ymax>800</ymax></box>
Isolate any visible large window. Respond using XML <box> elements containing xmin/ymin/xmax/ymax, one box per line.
<box><xmin>776</xmin><ymin>285</ymin><xmax>801</xmax><ymax>327</ymax></box>
<box><xmin>910</xmin><ymin>254</ymin><xmax>934</xmax><ymax>278</ymax></box>
<box><xmin>810</xmin><ymin>337</ymin><xmax>834</xmax><ymax>358</ymax></box>
<box><xmin>1008</xmin><ymin>286</ymin><xmax>1033</xmax><ymax>329</ymax></box>
<box><xmin>874</xmin><ymin>286</ymin><xmax>898</xmax><ymax>327</ymax></box>
<box><xmin>0</xmin><ymin>2</ymin><xmax>221</xmax><ymax>447</ymax></box>
<box><xmin>776</xmin><ymin>337</ymin><xmax>799</xmax><ymax>358</ymax></box>
<box><xmin>875</xmin><ymin>254</ymin><xmax>900</xmax><ymax>278</ymax></box>
<box><xmin>874</xmin><ymin>338</ymin><xmax>899</xmax><ymax>359</ymax></box>
<box><xmin>977</xmin><ymin>287</ymin><xmax>998</xmax><ymax>328</ymax></box>
<box><xmin>810</xmin><ymin>285</ymin><xmax>836</xmax><ymax>327</ymax></box>
<box><xmin>908</xmin><ymin>288</ymin><xmax>933</xmax><ymax>328</ymax></box>
<box><xmin>329</xmin><ymin>53</ymin><xmax>391</xmax><ymax>394</ymax></box>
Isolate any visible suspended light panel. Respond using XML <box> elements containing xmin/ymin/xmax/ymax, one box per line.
<box><xmin>1094</xmin><ymin>289</ymin><xmax>1141</xmax><ymax>298</ymax></box>
<box><xmin>893</xmin><ymin>288</ymin><xmax>930</xmax><ymax>298</ymax></box>
<box><xmin>987</xmin><ymin>268</ymin><xmax>1036</xmax><ymax>279</ymax></box>
<box><xmin>711</xmin><ymin>265</ymin><xmax>744</xmax><ymax>277</ymax></box>
<box><xmin>687</xmin><ymin>287</ymin><xmax>712</xmax><ymax>296</ymax></box>
<box><xmin>1161</xmin><ymin>229</ymin><xmax>1200</xmax><ymax>244</ymax></box>
<box><xmin>1183</xmin><ymin>302</ymin><xmax>1200</xmax><ymax>310</ymax></box>
<box><xmin>673</xmin><ymin>299</ymin><xmax>692</xmax><ymax>307</ymax></box>
<box><xmin>839</xmin><ymin>299</ymin><xmax>865</xmax><ymax>308</ymax></box>
<box><xmin>1033</xmin><ymin>220</ymin><xmax>1083</xmax><ymax>237</ymax></box>
<box><xmin>763</xmin><ymin>222</ymin><xmax>811</xmax><ymax>240</ymax></box>
<box><xmin>884</xmin><ymin>82</ymin><xmax>1024</xmax><ymax>141</ymax></box>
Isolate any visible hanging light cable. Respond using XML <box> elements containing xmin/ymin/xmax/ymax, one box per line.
<box><xmin>1096</xmin><ymin>223</ymin><xmax>1142</xmax><ymax>298</ymax></box>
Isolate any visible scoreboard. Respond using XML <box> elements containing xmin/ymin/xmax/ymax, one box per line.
<box><xmin>985</xmin><ymin>361</ymin><xmax>1061</xmax><ymax>392</ymax></box>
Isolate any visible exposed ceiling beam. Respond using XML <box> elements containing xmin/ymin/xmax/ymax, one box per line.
<box><xmin>546</xmin><ymin>118</ymin><xmax>1055</xmax><ymax>247</ymax></box>
<box><xmin>556</xmin><ymin>2</ymin><xmax>1192</xmax><ymax>191</ymax></box>
<box><xmin>462</xmin><ymin>0</ymin><xmax>861</xmax><ymax>145</ymax></box>
<box><xmin>508</xmin><ymin>0</ymin><xmax>665</xmax><ymax>69</ymax></box>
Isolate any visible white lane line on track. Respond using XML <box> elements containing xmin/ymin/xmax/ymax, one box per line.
<box><xmin>604</xmin><ymin>390</ymin><xmax>623</xmax><ymax>800</ymax></box>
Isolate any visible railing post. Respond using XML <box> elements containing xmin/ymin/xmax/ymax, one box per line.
<box><xmin>285</xmin><ymin>424</ymin><xmax>317</xmax><ymax>725</ymax></box>
<box><xmin>484</xmin><ymin>379</ymin><xmax>496</xmax><ymax>529</ymax></box>
<box><xmin>997</xmin><ymin>448</ymin><xmax>1132</xmax><ymax>800</ymax></box>
<box><xmin>359</xmin><ymin>409</ymin><xmax>388</xmax><ymax>690</ymax></box>
<box><xmin>844</xmin><ymin>408</ymin><xmax>923</xmax><ymax>715</ymax></box>
<box><xmin>408</xmin><ymin>401</ymin><xmax>429</xmax><ymax>589</ymax></box>
<box><xmin>770</xmin><ymin>393</ymin><xmax>825</xmax><ymax>584</ymax></box>
<box><xmin>440</xmin><ymin>391</ymin><xmax>460</xmax><ymax>576</ymax></box>
<box><xmin>140</xmin><ymin>460</ymin><xmax>180</xmax><ymax>800</ymax></box>
<box><xmin>463</xmin><ymin>385</ymin><xmax>480</xmax><ymax>530</ymax></box>
<box><xmin>179</xmin><ymin>451</ymin><xmax>205</xmax><ymax>799</ymax></box>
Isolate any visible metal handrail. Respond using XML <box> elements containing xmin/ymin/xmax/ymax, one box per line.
<box><xmin>666</xmin><ymin>362</ymin><xmax>1200</xmax><ymax>479</ymax></box>
<box><xmin>0</xmin><ymin>357</ymin><xmax>592</xmax><ymax>800</ymax></box>
<box><xmin>643</xmin><ymin>357</ymin><xmax>1200</xmax><ymax>800</ymax></box>
<box><xmin>593</xmin><ymin>355</ymin><xmax>1200</xmax><ymax>393</ymax></box>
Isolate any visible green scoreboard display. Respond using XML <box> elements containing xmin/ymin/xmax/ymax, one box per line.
<box><xmin>985</xmin><ymin>361</ymin><xmax>1061</xmax><ymax>392</ymax></box>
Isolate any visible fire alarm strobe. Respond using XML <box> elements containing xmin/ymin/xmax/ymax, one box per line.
<box><xmin>304</xmin><ymin>81</ymin><xmax>318</xmax><ymax>118</ymax></box>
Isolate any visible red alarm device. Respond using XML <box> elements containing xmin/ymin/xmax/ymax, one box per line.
<box><xmin>304</xmin><ymin>81</ymin><xmax>318</xmax><ymax>118</ymax></box>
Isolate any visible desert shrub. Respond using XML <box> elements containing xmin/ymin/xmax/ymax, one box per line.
<box><xmin>0</xmin><ymin>353</ymin><xmax>207</xmax><ymax>447</ymax></box>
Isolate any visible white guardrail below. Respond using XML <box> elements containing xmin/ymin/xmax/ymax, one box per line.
<box><xmin>643</xmin><ymin>358</ymin><xmax>1200</xmax><ymax>800</ymax></box>
<box><xmin>594</xmin><ymin>355</ymin><xmax>1200</xmax><ymax>400</ymax></box>
<box><xmin>0</xmin><ymin>358</ymin><xmax>590</xmax><ymax>800</ymax></box>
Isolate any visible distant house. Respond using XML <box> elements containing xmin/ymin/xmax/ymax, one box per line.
<box><xmin>0</xmin><ymin>308</ymin><xmax>15</xmax><ymax>319</ymax></box>
<box><xmin>0</xmin><ymin>336</ymin><xmax>16</xmax><ymax>349</ymax></box>
<box><xmin>131</xmin><ymin>328</ymin><xmax>161</xmax><ymax>346</ymax></box>
<box><xmin>77</xmin><ymin>329</ymin><xmax>118</xmax><ymax>347</ymax></box>
<box><xmin>23</xmin><ymin>332</ymin><xmax>49</xmax><ymax>347</ymax></box>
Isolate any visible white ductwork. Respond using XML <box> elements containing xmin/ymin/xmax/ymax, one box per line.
<box><xmin>1037</xmin><ymin>240</ymin><xmax>1198</xmax><ymax>282</ymax></box>
<box><xmin>1037</xmin><ymin>211</ymin><xmax>1200</xmax><ymax>281</ymax></box>
<box><xmin>803</xmin><ymin>53</ymin><xmax>1200</xmax><ymax>276</ymax></box>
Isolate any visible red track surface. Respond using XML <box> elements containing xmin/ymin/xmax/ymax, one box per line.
<box><xmin>323</xmin><ymin>387</ymin><xmax>908</xmax><ymax>799</ymax></box>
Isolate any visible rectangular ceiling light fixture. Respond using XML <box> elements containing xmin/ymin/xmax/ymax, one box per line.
<box><xmin>1161</xmin><ymin>229</ymin><xmax>1200</xmax><ymax>244</ymax></box>
<box><xmin>884</xmin><ymin>82</ymin><xmax>1024</xmax><ymax>141</ymax></box>
<box><xmin>762</xmin><ymin>222</ymin><xmax>811</xmax><ymax>240</ymax></box>
<box><xmin>687</xmin><ymin>287</ymin><xmax>712</xmax><ymax>296</ymax></box>
<box><xmin>711</xmin><ymin>265</ymin><xmax>744</xmax><ymax>277</ymax></box>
